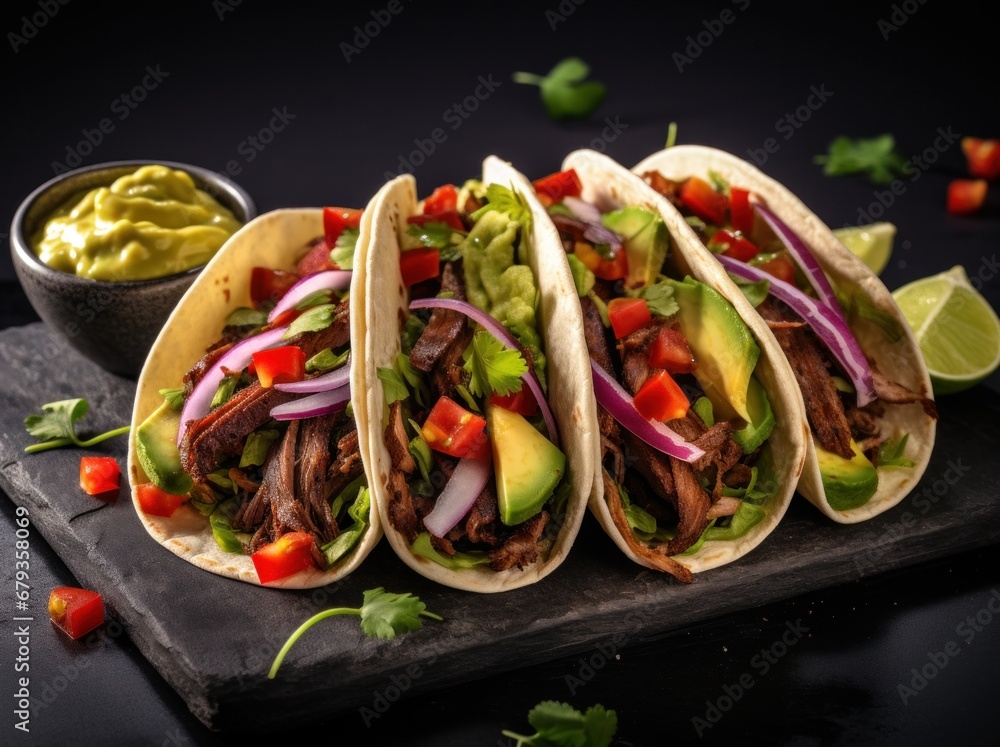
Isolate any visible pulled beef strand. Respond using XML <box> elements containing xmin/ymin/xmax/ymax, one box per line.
<box><xmin>409</xmin><ymin>262</ymin><xmax>468</xmax><ymax>373</ymax></box>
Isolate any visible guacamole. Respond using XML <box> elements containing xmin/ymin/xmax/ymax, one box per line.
<box><xmin>33</xmin><ymin>164</ymin><xmax>241</xmax><ymax>281</ymax></box>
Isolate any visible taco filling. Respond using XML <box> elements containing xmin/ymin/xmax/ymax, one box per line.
<box><xmin>639</xmin><ymin>169</ymin><xmax>937</xmax><ymax>510</ymax></box>
<box><xmin>534</xmin><ymin>169</ymin><xmax>778</xmax><ymax>583</ymax></box>
<box><xmin>133</xmin><ymin>209</ymin><xmax>373</xmax><ymax>585</ymax></box>
<box><xmin>380</xmin><ymin>182</ymin><xmax>570</xmax><ymax>573</ymax></box>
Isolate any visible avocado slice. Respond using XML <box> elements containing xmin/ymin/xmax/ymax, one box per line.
<box><xmin>731</xmin><ymin>377</ymin><xmax>775</xmax><ymax>453</ymax></box>
<box><xmin>602</xmin><ymin>206</ymin><xmax>669</xmax><ymax>288</ymax></box>
<box><xmin>667</xmin><ymin>277</ymin><xmax>759</xmax><ymax>422</ymax></box>
<box><xmin>815</xmin><ymin>436</ymin><xmax>878</xmax><ymax>511</ymax></box>
<box><xmin>486</xmin><ymin>403</ymin><xmax>566</xmax><ymax>526</ymax></box>
<box><xmin>135</xmin><ymin>400</ymin><xmax>192</xmax><ymax>496</ymax></box>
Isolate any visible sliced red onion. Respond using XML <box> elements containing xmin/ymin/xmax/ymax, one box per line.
<box><xmin>270</xmin><ymin>385</ymin><xmax>350</xmax><ymax>421</ymax></box>
<box><xmin>753</xmin><ymin>203</ymin><xmax>840</xmax><ymax>312</ymax></box>
<box><xmin>177</xmin><ymin>326</ymin><xmax>288</xmax><ymax>446</ymax></box>
<box><xmin>718</xmin><ymin>255</ymin><xmax>876</xmax><ymax>407</ymax></box>
<box><xmin>274</xmin><ymin>356</ymin><xmax>350</xmax><ymax>393</ymax></box>
<box><xmin>422</xmin><ymin>453</ymin><xmax>493</xmax><ymax>538</ymax></box>
<box><xmin>267</xmin><ymin>270</ymin><xmax>352</xmax><ymax>323</ymax></box>
<box><xmin>590</xmin><ymin>359</ymin><xmax>705</xmax><ymax>463</ymax></box>
<box><xmin>409</xmin><ymin>297</ymin><xmax>559</xmax><ymax>447</ymax></box>
<box><xmin>563</xmin><ymin>195</ymin><xmax>602</xmax><ymax>224</ymax></box>
<box><xmin>550</xmin><ymin>213</ymin><xmax>623</xmax><ymax>253</ymax></box>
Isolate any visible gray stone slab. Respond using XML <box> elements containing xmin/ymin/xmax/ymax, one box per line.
<box><xmin>1</xmin><ymin>323</ymin><xmax>997</xmax><ymax>732</ymax></box>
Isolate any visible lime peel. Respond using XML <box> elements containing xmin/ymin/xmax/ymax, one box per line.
<box><xmin>833</xmin><ymin>222</ymin><xmax>896</xmax><ymax>275</ymax></box>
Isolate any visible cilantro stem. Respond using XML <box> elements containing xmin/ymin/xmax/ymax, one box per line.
<box><xmin>76</xmin><ymin>425</ymin><xmax>132</xmax><ymax>447</ymax></box>
<box><xmin>665</xmin><ymin>121</ymin><xmax>678</xmax><ymax>149</ymax></box>
<box><xmin>268</xmin><ymin>607</ymin><xmax>362</xmax><ymax>679</ymax></box>
<box><xmin>24</xmin><ymin>437</ymin><xmax>74</xmax><ymax>454</ymax></box>
<box><xmin>24</xmin><ymin>425</ymin><xmax>131</xmax><ymax>454</ymax></box>
<box><xmin>512</xmin><ymin>72</ymin><xmax>545</xmax><ymax>86</ymax></box>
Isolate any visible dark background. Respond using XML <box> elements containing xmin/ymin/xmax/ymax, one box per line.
<box><xmin>2</xmin><ymin>0</ymin><xmax>998</xmax><ymax>744</ymax></box>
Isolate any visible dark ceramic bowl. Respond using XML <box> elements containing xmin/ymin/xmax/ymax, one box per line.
<box><xmin>10</xmin><ymin>160</ymin><xmax>256</xmax><ymax>378</ymax></box>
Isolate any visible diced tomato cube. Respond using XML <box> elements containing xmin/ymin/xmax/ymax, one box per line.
<box><xmin>423</xmin><ymin>184</ymin><xmax>459</xmax><ymax>215</ymax></box>
<box><xmin>632</xmin><ymin>371</ymin><xmax>690</xmax><ymax>422</ymax></box>
<box><xmin>608</xmin><ymin>297</ymin><xmax>652</xmax><ymax>339</ymax></box>
<box><xmin>533</xmin><ymin>169</ymin><xmax>583</xmax><ymax>201</ymax></box>
<box><xmin>79</xmin><ymin>456</ymin><xmax>120</xmax><ymax>498</ymax></box>
<box><xmin>252</xmin><ymin>346</ymin><xmax>306</xmax><ymax>388</ymax></box>
<box><xmin>136</xmin><ymin>483</ymin><xmax>188</xmax><ymax>518</ymax></box>
<box><xmin>756</xmin><ymin>254</ymin><xmax>796</xmax><ymax>284</ymax></box>
<box><xmin>729</xmin><ymin>187</ymin><xmax>754</xmax><ymax>235</ymax></box>
<box><xmin>962</xmin><ymin>137</ymin><xmax>1000</xmax><ymax>180</ymax></box>
<box><xmin>711</xmin><ymin>229</ymin><xmax>760</xmax><ymax>262</ymax></box>
<box><xmin>323</xmin><ymin>207</ymin><xmax>363</xmax><ymax>246</ymax></box>
<box><xmin>947</xmin><ymin>179</ymin><xmax>987</xmax><ymax>215</ymax></box>
<box><xmin>421</xmin><ymin>397</ymin><xmax>489</xmax><ymax>459</ymax></box>
<box><xmin>251</xmin><ymin>532</ymin><xmax>317</xmax><ymax>584</ymax></box>
<box><xmin>648</xmin><ymin>328</ymin><xmax>696</xmax><ymax>374</ymax></box>
<box><xmin>400</xmin><ymin>247</ymin><xmax>441</xmax><ymax>287</ymax></box>
<box><xmin>574</xmin><ymin>241</ymin><xmax>628</xmax><ymax>281</ymax></box>
<box><xmin>489</xmin><ymin>388</ymin><xmax>537</xmax><ymax>416</ymax></box>
<box><xmin>49</xmin><ymin>587</ymin><xmax>104</xmax><ymax>640</ymax></box>
<box><xmin>297</xmin><ymin>239</ymin><xmax>337</xmax><ymax>275</ymax></box>
<box><xmin>250</xmin><ymin>267</ymin><xmax>299</xmax><ymax>308</ymax></box>
<box><xmin>680</xmin><ymin>177</ymin><xmax>729</xmax><ymax>226</ymax></box>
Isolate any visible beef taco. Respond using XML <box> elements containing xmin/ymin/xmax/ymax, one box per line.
<box><xmin>633</xmin><ymin>145</ymin><xmax>937</xmax><ymax>523</ymax></box>
<box><xmin>127</xmin><ymin>207</ymin><xmax>381</xmax><ymax>588</ymax></box>
<box><xmin>525</xmin><ymin>151</ymin><xmax>807</xmax><ymax>583</ymax></box>
<box><xmin>356</xmin><ymin>161</ymin><xmax>593</xmax><ymax>592</ymax></box>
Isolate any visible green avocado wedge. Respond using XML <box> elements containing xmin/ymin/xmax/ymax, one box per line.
<box><xmin>135</xmin><ymin>399</ymin><xmax>192</xmax><ymax>496</ymax></box>
<box><xmin>815</xmin><ymin>437</ymin><xmax>878</xmax><ymax>511</ymax></box>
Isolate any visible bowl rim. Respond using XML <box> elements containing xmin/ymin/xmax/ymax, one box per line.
<box><xmin>10</xmin><ymin>158</ymin><xmax>257</xmax><ymax>287</ymax></box>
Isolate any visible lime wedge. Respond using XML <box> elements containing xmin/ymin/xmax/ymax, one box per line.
<box><xmin>833</xmin><ymin>223</ymin><xmax>896</xmax><ymax>275</ymax></box>
<box><xmin>892</xmin><ymin>265</ymin><xmax>1000</xmax><ymax>394</ymax></box>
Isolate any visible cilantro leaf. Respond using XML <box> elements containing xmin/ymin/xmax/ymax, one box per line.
<box><xmin>240</xmin><ymin>428</ymin><xmax>280</xmax><ymax>468</ymax></box>
<box><xmin>729</xmin><ymin>274</ymin><xmax>771</xmax><ymax>307</ymax></box>
<box><xmin>159</xmin><ymin>387</ymin><xmax>185</xmax><ymax>410</ymax></box>
<box><xmin>463</xmin><ymin>331</ymin><xmax>527</xmax><ymax>398</ymax></box>
<box><xmin>470</xmin><ymin>183</ymin><xmax>532</xmax><ymax>226</ymax></box>
<box><xmin>306</xmin><ymin>347</ymin><xmax>349</xmax><ymax>373</ymax></box>
<box><xmin>284</xmin><ymin>303</ymin><xmax>335</xmax><ymax>339</ymax></box>
<box><xmin>814</xmin><ymin>134</ymin><xmax>906</xmax><ymax>184</ymax></box>
<box><xmin>633</xmin><ymin>281</ymin><xmax>679</xmax><ymax>318</ymax></box>
<box><xmin>878</xmin><ymin>434</ymin><xmax>915</xmax><ymax>468</ymax></box>
<box><xmin>225</xmin><ymin>307</ymin><xmax>268</xmax><ymax>327</ymax></box>
<box><xmin>268</xmin><ymin>586</ymin><xmax>442</xmax><ymax>679</ymax></box>
<box><xmin>513</xmin><ymin>57</ymin><xmax>607</xmax><ymax>121</ymax></box>
<box><xmin>503</xmin><ymin>700</ymin><xmax>618</xmax><ymax>747</ymax></box>
<box><xmin>330</xmin><ymin>227</ymin><xmax>359</xmax><ymax>270</ymax></box>
<box><xmin>212</xmin><ymin>373</ymin><xmax>239</xmax><ymax>409</ymax></box>
<box><xmin>377</xmin><ymin>366</ymin><xmax>409</xmax><ymax>404</ymax></box>
<box><xmin>406</xmin><ymin>221</ymin><xmax>467</xmax><ymax>261</ymax></box>
<box><xmin>24</xmin><ymin>398</ymin><xmax>130</xmax><ymax>454</ymax></box>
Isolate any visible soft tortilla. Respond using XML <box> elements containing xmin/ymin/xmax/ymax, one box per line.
<box><xmin>556</xmin><ymin>149</ymin><xmax>807</xmax><ymax>574</ymax></box>
<box><xmin>357</xmin><ymin>160</ymin><xmax>594</xmax><ymax>592</ymax></box>
<box><xmin>632</xmin><ymin>145</ymin><xmax>937</xmax><ymax>523</ymax></box>
<box><xmin>127</xmin><ymin>208</ymin><xmax>382</xmax><ymax>588</ymax></box>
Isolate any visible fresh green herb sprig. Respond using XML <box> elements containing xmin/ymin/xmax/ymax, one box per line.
<box><xmin>814</xmin><ymin>134</ymin><xmax>906</xmax><ymax>184</ymax></box>
<box><xmin>463</xmin><ymin>331</ymin><xmax>528</xmax><ymax>397</ymax></box>
<box><xmin>24</xmin><ymin>399</ymin><xmax>130</xmax><ymax>454</ymax></box>
<box><xmin>502</xmin><ymin>700</ymin><xmax>618</xmax><ymax>747</ymax></box>
<box><xmin>268</xmin><ymin>588</ymin><xmax>442</xmax><ymax>679</ymax></box>
<box><xmin>513</xmin><ymin>57</ymin><xmax>606</xmax><ymax>121</ymax></box>
<box><xmin>878</xmin><ymin>433</ymin><xmax>915</xmax><ymax>468</ymax></box>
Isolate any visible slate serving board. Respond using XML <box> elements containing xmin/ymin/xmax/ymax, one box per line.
<box><xmin>1</xmin><ymin>322</ymin><xmax>998</xmax><ymax>732</ymax></box>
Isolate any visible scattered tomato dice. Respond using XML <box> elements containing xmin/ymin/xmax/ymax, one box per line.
<box><xmin>49</xmin><ymin>587</ymin><xmax>104</xmax><ymax>640</ymax></box>
<box><xmin>79</xmin><ymin>456</ymin><xmax>120</xmax><ymax>498</ymax></box>
<box><xmin>252</xmin><ymin>532</ymin><xmax>317</xmax><ymax>584</ymax></box>
<box><xmin>962</xmin><ymin>137</ymin><xmax>1000</xmax><ymax>180</ymax></box>
<box><xmin>947</xmin><ymin>179</ymin><xmax>987</xmax><ymax>215</ymax></box>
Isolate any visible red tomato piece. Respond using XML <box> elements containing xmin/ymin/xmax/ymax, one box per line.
<box><xmin>136</xmin><ymin>483</ymin><xmax>188</xmax><ymax>517</ymax></box>
<box><xmin>608</xmin><ymin>297</ymin><xmax>652</xmax><ymax>339</ymax></box>
<box><xmin>533</xmin><ymin>169</ymin><xmax>583</xmax><ymax>201</ymax></box>
<box><xmin>407</xmin><ymin>211</ymin><xmax>465</xmax><ymax>231</ymax></box>
<box><xmin>400</xmin><ymin>247</ymin><xmax>441</xmax><ymax>287</ymax></box>
<box><xmin>947</xmin><ymin>179</ymin><xmax>988</xmax><ymax>215</ymax></box>
<box><xmin>961</xmin><ymin>137</ymin><xmax>1000</xmax><ymax>180</ymax></box>
<box><xmin>252</xmin><ymin>346</ymin><xmax>306</xmax><ymax>388</ymax></box>
<box><xmin>270</xmin><ymin>308</ymin><xmax>301</xmax><ymax>328</ymax></box>
<box><xmin>79</xmin><ymin>456</ymin><xmax>120</xmax><ymax>497</ymax></box>
<box><xmin>323</xmin><ymin>207</ymin><xmax>363</xmax><ymax>246</ymax></box>
<box><xmin>680</xmin><ymin>177</ymin><xmax>729</xmax><ymax>226</ymax></box>
<box><xmin>756</xmin><ymin>255</ymin><xmax>796</xmax><ymax>284</ymax></box>
<box><xmin>251</xmin><ymin>532</ymin><xmax>317</xmax><ymax>584</ymax></box>
<box><xmin>573</xmin><ymin>241</ymin><xmax>628</xmax><ymax>281</ymax></box>
<box><xmin>711</xmin><ymin>229</ymin><xmax>760</xmax><ymax>262</ymax></box>
<box><xmin>632</xmin><ymin>371</ymin><xmax>690</xmax><ymax>422</ymax></box>
<box><xmin>421</xmin><ymin>397</ymin><xmax>489</xmax><ymax>459</ymax></box>
<box><xmin>297</xmin><ymin>239</ymin><xmax>337</xmax><ymax>275</ymax></box>
<box><xmin>729</xmin><ymin>187</ymin><xmax>754</xmax><ymax>235</ymax></box>
<box><xmin>489</xmin><ymin>387</ymin><xmax>537</xmax><ymax>416</ymax></box>
<box><xmin>648</xmin><ymin>328</ymin><xmax>696</xmax><ymax>374</ymax></box>
<box><xmin>423</xmin><ymin>184</ymin><xmax>459</xmax><ymax>215</ymax></box>
<box><xmin>49</xmin><ymin>587</ymin><xmax>104</xmax><ymax>640</ymax></box>
<box><xmin>250</xmin><ymin>267</ymin><xmax>299</xmax><ymax>308</ymax></box>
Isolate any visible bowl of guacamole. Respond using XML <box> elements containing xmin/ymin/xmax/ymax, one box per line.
<box><xmin>10</xmin><ymin>160</ymin><xmax>256</xmax><ymax>377</ymax></box>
